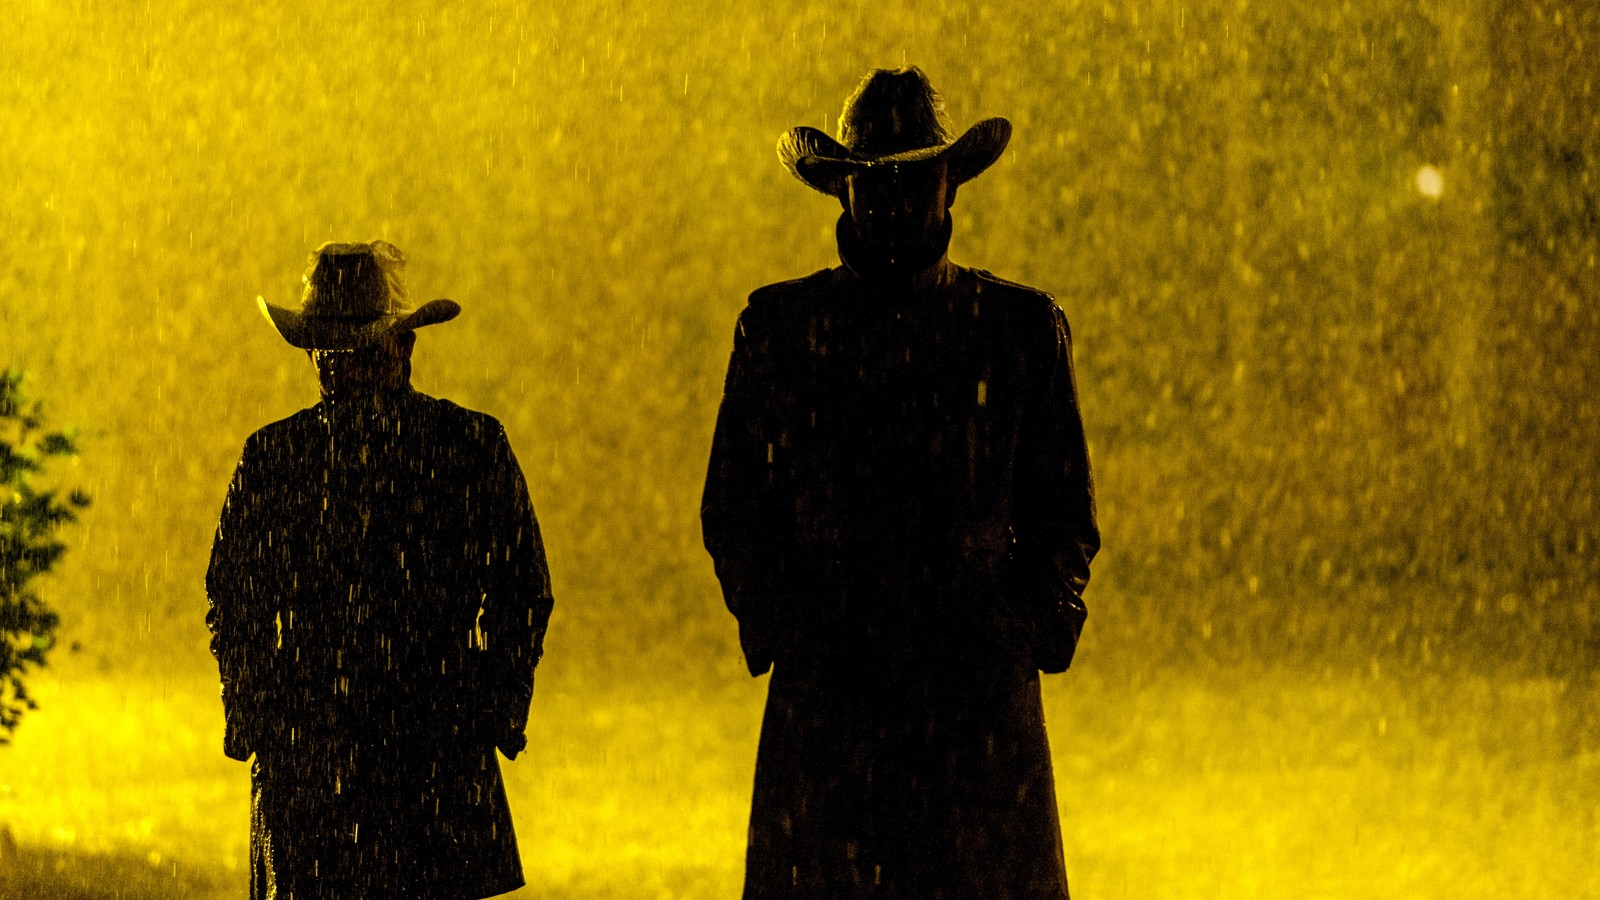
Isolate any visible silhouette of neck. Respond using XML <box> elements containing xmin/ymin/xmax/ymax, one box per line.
<box><xmin>836</xmin><ymin>213</ymin><xmax>953</xmax><ymax>292</ymax></box>
<box><xmin>315</xmin><ymin>349</ymin><xmax>413</xmax><ymax>400</ymax></box>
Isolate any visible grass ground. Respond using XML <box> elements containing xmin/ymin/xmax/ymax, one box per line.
<box><xmin>2</xmin><ymin>642</ymin><xmax>1597</xmax><ymax>899</ymax></box>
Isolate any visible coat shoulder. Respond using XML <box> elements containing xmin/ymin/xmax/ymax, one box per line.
<box><xmin>418</xmin><ymin>394</ymin><xmax>504</xmax><ymax>434</ymax></box>
<box><xmin>968</xmin><ymin>268</ymin><xmax>1072</xmax><ymax>335</ymax></box>
<box><xmin>406</xmin><ymin>395</ymin><xmax>513</xmax><ymax>463</ymax></box>
<box><xmin>242</xmin><ymin>395</ymin><xmax>509</xmax><ymax>456</ymax></box>
<box><xmin>746</xmin><ymin>269</ymin><xmax>837</xmax><ymax>312</ymax></box>
<box><xmin>969</xmin><ymin>268</ymin><xmax>1057</xmax><ymax>307</ymax></box>
<box><xmin>736</xmin><ymin>269</ymin><xmax>840</xmax><ymax>344</ymax></box>
<box><xmin>243</xmin><ymin>406</ymin><xmax>319</xmax><ymax>452</ymax></box>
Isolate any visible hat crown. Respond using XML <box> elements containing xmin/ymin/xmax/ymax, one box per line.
<box><xmin>838</xmin><ymin>67</ymin><xmax>954</xmax><ymax>158</ymax></box>
<box><xmin>301</xmin><ymin>241</ymin><xmax>409</xmax><ymax>320</ymax></box>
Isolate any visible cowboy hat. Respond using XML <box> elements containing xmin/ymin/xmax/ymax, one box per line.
<box><xmin>778</xmin><ymin>66</ymin><xmax>1012</xmax><ymax>198</ymax></box>
<box><xmin>258</xmin><ymin>240</ymin><xmax>460</xmax><ymax>350</ymax></box>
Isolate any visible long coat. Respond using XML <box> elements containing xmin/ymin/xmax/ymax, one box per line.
<box><xmin>207</xmin><ymin>387</ymin><xmax>553</xmax><ymax>900</ymax></box>
<box><xmin>703</xmin><ymin>257</ymin><xmax>1099</xmax><ymax>899</ymax></box>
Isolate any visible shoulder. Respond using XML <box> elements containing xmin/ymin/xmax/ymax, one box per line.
<box><xmin>409</xmin><ymin>393</ymin><xmax>508</xmax><ymax>448</ymax></box>
<box><xmin>241</xmin><ymin>406</ymin><xmax>318</xmax><ymax>453</ymax></box>
<box><xmin>965</xmin><ymin>268</ymin><xmax>1072</xmax><ymax>336</ymax></box>
<box><xmin>732</xmin><ymin>268</ymin><xmax>841</xmax><ymax>346</ymax></box>
<box><xmin>225</xmin><ymin>408</ymin><xmax>320</xmax><ymax>488</ymax></box>
<box><xmin>747</xmin><ymin>268</ymin><xmax>838</xmax><ymax>309</ymax></box>
<box><xmin>742</xmin><ymin>269</ymin><xmax>840</xmax><ymax>326</ymax></box>
<box><xmin>413</xmin><ymin>392</ymin><xmax>497</xmax><ymax>427</ymax></box>
<box><xmin>968</xmin><ymin>268</ymin><xmax>1056</xmax><ymax>308</ymax></box>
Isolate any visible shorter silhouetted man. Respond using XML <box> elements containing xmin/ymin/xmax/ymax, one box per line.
<box><xmin>703</xmin><ymin>68</ymin><xmax>1099</xmax><ymax>899</ymax></box>
<box><xmin>207</xmin><ymin>240</ymin><xmax>553</xmax><ymax>900</ymax></box>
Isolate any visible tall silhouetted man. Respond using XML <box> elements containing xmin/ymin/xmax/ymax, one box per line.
<box><xmin>703</xmin><ymin>68</ymin><xmax>1099</xmax><ymax>899</ymax></box>
<box><xmin>207</xmin><ymin>240</ymin><xmax>553</xmax><ymax>900</ymax></box>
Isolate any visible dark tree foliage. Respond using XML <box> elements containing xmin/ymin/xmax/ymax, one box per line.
<box><xmin>0</xmin><ymin>370</ymin><xmax>89</xmax><ymax>744</ymax></box>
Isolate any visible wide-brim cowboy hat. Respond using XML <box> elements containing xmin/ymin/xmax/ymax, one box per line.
<box><xmin>778</xmin><ymin>66</ymin><xmax>1012</xmax><ymax>198</ymax></box>
<box><xmin>258</xmin><ymin>240</ymin><xmax>460</xmax><ymax>351</ymax></box>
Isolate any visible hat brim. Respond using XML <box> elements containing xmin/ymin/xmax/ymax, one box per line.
<box><xmin>258</xmin><ymin>297</ymin><xmax>462</xmax><ymax>350</ymax></box>
<box><xmin>779</xmin><ymin>117</ymin><xmax>1012</xmax><ymax>197</ymax></box>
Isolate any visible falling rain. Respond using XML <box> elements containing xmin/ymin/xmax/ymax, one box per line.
<box><xmin>0</xmin><ymin>1</ymin><xmax>1595</xmax><ymax>898</ymax></box>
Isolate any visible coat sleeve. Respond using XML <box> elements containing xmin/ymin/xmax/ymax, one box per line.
<box><xmin>1011</xmin><ymin>303</ymin><xmax>1101</xmax><ymax>673</ymax></box>
<box><xmin>474</xmin><ymin>425</ymin><xmax>553</xmax><ymax>760</ymax></box>
<box><xmin>702</xmin><ymin>307</ymin><xmax>787</xmax><ymax>676</ymax></box>
<box><xmin>205</xmin><ymin>434</ymin><xmax>282</xmax><ymax>762</ymax></box>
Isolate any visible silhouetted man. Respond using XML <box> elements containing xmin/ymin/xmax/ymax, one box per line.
<box><xmin>207</xmin><ymin>241</ymin><xmax>553</xmax><ymax>900</ymax></box>
<box><xmin>703</xmin><ymin>68</ymin><xmax>1099</xmax><ymax>899</ymax></box>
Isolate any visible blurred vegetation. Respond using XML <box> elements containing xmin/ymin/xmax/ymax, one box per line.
<box><xmin>0</xmin><ymin>372</ymin><xmax>89</xmax><ymax>744</ymax></box>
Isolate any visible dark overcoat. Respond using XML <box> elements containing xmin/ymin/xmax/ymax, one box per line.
<box><xmin>703</xmin><ymin>259</ymin><xmax>1099</xmax><ymax>899</ymax></box>
<box><xmin>207</xmin><ymin>388</ymin><xmax>553</xmax><ymax>900</ymax></box>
